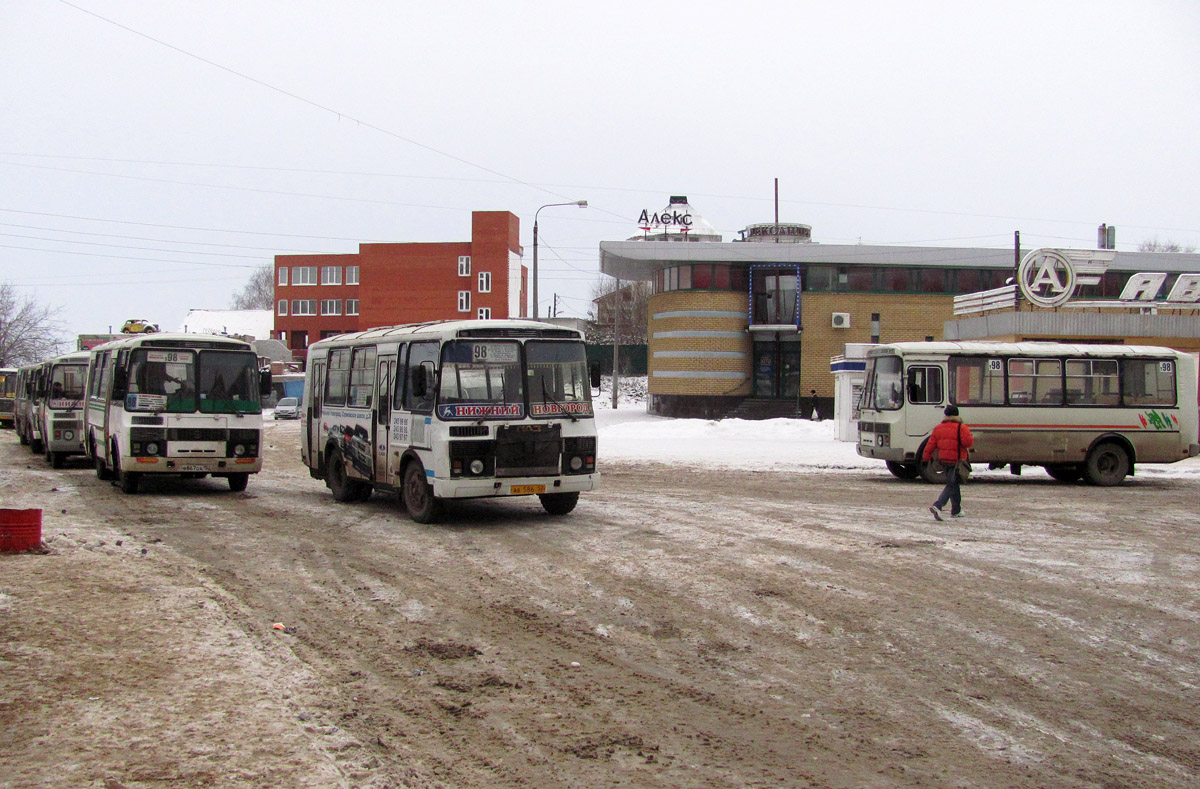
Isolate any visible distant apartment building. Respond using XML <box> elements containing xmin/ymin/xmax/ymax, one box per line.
<box><xmin>273</xmin><ymin>211</ymin><xmax>525</xmax><ymax>363</ymax></box>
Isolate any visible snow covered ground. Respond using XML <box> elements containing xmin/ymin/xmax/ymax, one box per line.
<box><xmin>593</xmin><ymin>377</ymin><xmax>1200</xmax><ymax>480</ymax></box>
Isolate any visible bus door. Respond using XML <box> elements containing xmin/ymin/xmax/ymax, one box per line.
<box><xmin>374</xmin><ymin>354</ymin><xmax>395</xmax><ymax>484</ymax></box>
<box><xmin>904</xmin><ymin>362</ymin><xmax>946</xmax><ymax>437</ymax></box>
<box><xmin>307</xmin><ymin>358</ymin><xmax>325</xmax><ymax>468</ymax></box>
<box><xmin>388</xmin><ymin>342</ymin><xmax>437</xmax><ymax>468</ymax></box>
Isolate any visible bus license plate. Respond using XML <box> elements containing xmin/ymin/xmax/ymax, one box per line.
<box><xmin>509</xmin><ymin>484</ymin><xmax>545</xmax><ymax>495</ymax></box>
<box><xmin>179</xmin><ymin>465</ymin><xmax>207</xmax><ymax>472</ymax></box>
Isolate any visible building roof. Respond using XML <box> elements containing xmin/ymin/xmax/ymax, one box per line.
<box><xmin>598</xmin><ymin>240</ymin><xmax>1200</xmax><ymax>282</ymax></box>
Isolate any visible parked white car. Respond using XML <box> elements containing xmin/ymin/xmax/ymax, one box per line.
<box><xmin>273</xmin><ymin>397</ymin><xmax>301</xmax><ymax>420</ymax></box>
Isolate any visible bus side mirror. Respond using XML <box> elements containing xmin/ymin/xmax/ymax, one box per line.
<box><xmin>259</xmin><ymin>369</ymin><xmax>272</xmax><ymax>397</ymax></box>
<box><xmin>590</xmin><ymin>363</ymin><xmax>601</xmax><ymax>389</ymax></box>
<box><xmin>111</xmin><ymin>368</ymin><xmax>128</xmax><ymax>398</ymax></box>
<box><xmin>411</xmin><ymin>361</ymin><xmax>436</xmax><ymax>399</ymax></box>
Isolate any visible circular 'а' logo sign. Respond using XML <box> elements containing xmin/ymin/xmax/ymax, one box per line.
<box><xmin>1018</xmin><ymin>250</ymin><xmax>1076</xmax><ymax>308</ymax></box>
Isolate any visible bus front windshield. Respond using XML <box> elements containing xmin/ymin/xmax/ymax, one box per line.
<box><xmin>527</xmin><ymin>341</ymin><xmax>592</xmax><ymax>418</ymax></box>
<box><xmin>49</xmin><ymin>364</ymin><xmax>87</xmax><ymax>407</ymax></box>
<box><xmin>127</xmin><ymin>349</ymin><xmax>261</xmax><ymax>414</ymax></box>
<box><xmin>865</xmin><ymin>354</ymin><xmax>904</xmax><ymax>411</ymax></box>
<box><xmin>437</xmin><ymin>341</ymin><xmax>524</xmax><ymax>419</ymax></box>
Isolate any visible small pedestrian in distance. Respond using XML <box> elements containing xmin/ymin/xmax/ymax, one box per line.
<box><xmin>808</xmin><ymin>390</ymin><xmax>821</xmax><ymax>421</ymax></box>
<box><xmin>923</xmin><ymin>405</ymin><xmax>974</xmax><ymax>520</ymax></box>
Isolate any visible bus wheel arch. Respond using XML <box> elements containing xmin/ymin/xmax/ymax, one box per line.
<box><xmin>1084</xmin><ymin>436</ymin><xmax>1133</xmax><ymax>486</ymax></box>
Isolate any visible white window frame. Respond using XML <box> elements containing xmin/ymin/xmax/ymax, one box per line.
<box><xmin>477</xmin><ymin>271</ymin><xmax>492</xmax><ymax>293</ymax></box>
<box><xmin>291</xmin><ymin>299</ymin><xmax>317</xmax><ymax>316</ymax></box>
<box><xmin>277</xmin><ymin>299</ymin><xmax>288</xmax><ymax>316</ymax></box>
<box><xmin>292</xmin><ymin>266</ymin><xmax>318</xmax><ymax>286</ymax></box>
<box><xmin>345</xmin><ymin>299</ymin><xmax>359</xmax><ymax>316</ymax></box>
<box><xmin>321</xmin><ymin>266</ymin><xmax>342</xmax><ymax>285</ymax></box>
<box><xmin>457</xmin><ymin>291</ymin><xmax>471</xmax><ymax>312</ymax></box>
<box><xmin>321</xmin><ymin>299</ymin><xmax>342</xmax><ymax>316</ymax></box>
<box><xmin>458</xmin><ymin>255</ymin><xmax>471</xmax><ymax>276</ymax></box>
<box><xmin>278</xmin><ymin>268</ymin><xmax>288</xmax><ymax>286</ymax></box>
<box><xmin>345</xmin><ymin>265</ymin><xmax>359</xmax><ymax>285</ymax></box>
<box><xmin>477</xmin><ymin>307</ymin><xmax>491</xmax><ymax>320</ymax></box>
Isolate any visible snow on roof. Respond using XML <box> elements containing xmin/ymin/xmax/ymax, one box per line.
<box><xmin>178</xmin><ymin>309</ymin><xmax>273</xmax><ymax>340</ymax></box>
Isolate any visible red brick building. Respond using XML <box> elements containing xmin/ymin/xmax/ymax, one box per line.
<box><xmin>274</xmin><ymin>211</ymin><xmax>525</xmax><ymax>363</ymax></box>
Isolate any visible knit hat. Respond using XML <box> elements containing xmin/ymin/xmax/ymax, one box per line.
<box><xmin>944</xmin><ymin>405</ymin><xmax>959</xmax><ymax>417</ymax></box>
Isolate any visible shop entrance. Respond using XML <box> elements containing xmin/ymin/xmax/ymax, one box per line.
<box><xmin>752</xmin><ymin>334</ymin><xmax>801</xmax><ymax>399</ymax></box>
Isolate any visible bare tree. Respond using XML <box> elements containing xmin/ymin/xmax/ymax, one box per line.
<box><xmin>587</xmin><ymin>277</ymin><xmax>650</xmax><ymax>344</ymax></box>
<box><xmin>231</xmin><ymin>264</ymin><xmax>275</xmax><ymax>310</ymax></box>
<box><xmin>1138</xmin><ymin>239</ymin><xmax>1197</xmax><ymax>253</ymax></box>
<box><xmin>0</xmin><ymin>282</ymin><xmax>66</xmax><ymax>366</ymax></box>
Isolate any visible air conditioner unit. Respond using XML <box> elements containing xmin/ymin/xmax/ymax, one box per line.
<box><xmin>831</xmin><ymin>312</ymin><xmax>851</xmax><ymax>329</ymax></box>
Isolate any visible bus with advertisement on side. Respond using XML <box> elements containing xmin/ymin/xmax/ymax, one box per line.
<box><xmin>84</xmin><ymin>333</ymin><xmax>271</xmax><ymax>494</ymax></box>
<box><xmin>30</xmin><ymin>350</ymin><xmax>90</xmax><ymax>468</ymax></box>
<box><xmin>300</xmin><ymin>319</ymin><xmax>599</xmax><ymax>522</ymax></box>
<box><xmin>857</xmin><ymin>342</ymin><xmax>1200</xmax><ymax>486</ymax></box>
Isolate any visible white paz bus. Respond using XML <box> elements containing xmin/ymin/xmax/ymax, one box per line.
<box><xmin>301</xmin><ymin>320</ymin><xmax>599</xmax><ymax>522</ymax></box>
<box><xmin>857</xmin><ymin>342</ymin><xmax>1199</xmax><ymax>486</ymax></box>
<box><xmin>32</xmin><ymin>350</ymin><xmax>91</xmax><ymax>468</ymax></box>
<box><xmin>85</xmin><ymin>333</ymin><xmax>271</xmax><ymax>493</ymax></box>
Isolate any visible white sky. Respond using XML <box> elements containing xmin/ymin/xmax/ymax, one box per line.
<box><xmin>4</xmin><ymin>1</ymin><xmax>1199</xmax><ymax>343</ymax></box>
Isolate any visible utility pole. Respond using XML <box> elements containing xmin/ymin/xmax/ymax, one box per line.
<box><xmin>611</xmin><ymin>279</ymin><xmax>620</xmax><ymax>410</ymax></box>
<box><xmin>1014</xmin><ymin>230</ymin><xmax>1021</xmax><ymax>312</ymax></box>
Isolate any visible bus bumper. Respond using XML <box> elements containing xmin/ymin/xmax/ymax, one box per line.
<box><xmin>1190</xmin><ymin>443</ymin><xmax>1200</xmax><ymax>458</ymax></box>
<box><xmin>123</xmin><ymin>456</ymin><xmax>264</xmax><ymax>474</ymax></box>
<box><xmin>433</xmin><ymin>473</ymin><xmax>599</xmax><ymax>500</ymax></box>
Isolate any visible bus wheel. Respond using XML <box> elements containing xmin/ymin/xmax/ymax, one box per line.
<box><xmin>326</xmin><ymin>450</ymin><xmax>358</xmax><ymax>502</ymax></box>
<box><xmin>18</xmin><ymin>429</ymin><xmax>28</xmax><ymax>446</ymax></box>
<box><xmin>118</xmin><ymin>470</ymin><xmax>141</xmax><ymax>494</ymax></box>
<box><xmin>227</xmin><ymin>472</ymin><xmax>249</xmax><ymax>492</ymax></box>
<box><xmin>95</xmin><ymin>455</ymin><xmax>112</xmax><ymax>481</ymax></box>
<box><xmin>1044</xmin><ymin>464</ymin><xmax>1084</xmax><ymax>483</ymax></box>
<box><xmin>48</xmin><ymin>451</ymin><xmax>64</xmax><ymax>469</ymax></box>
<box><xmin>885</xmin><ymin>460</ymin><xmax>921</xmax><ymax>480</ymax></box>
<box><xmin>403</xmin><ymin>462</ymin><xmax>441</xmax><ymax>524</ymax></box>
<box><xmin>31</xmin><ymin>437</ymin><xmax>43</xmax><ymax>455</ymax></box>
<box><xmin>1085</xmin><ymin>442</ymin><xmax>1129</xmax><ymax>486</ymax></box>
<box><xmin>538</xmin><ymin>492</ymin><xmax>579</xmax><ymax>516</ymax></box>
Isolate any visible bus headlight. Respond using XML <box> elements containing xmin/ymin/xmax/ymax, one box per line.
<box><xmin>233</xmin><ymin>444</ymin><xmax>246</xmax><ymax>457</ymax></box>
<box><xmin>569</xmin><ymin>455</ymin><xmax>583</xmax><ymax>471</ymax></box>
<box><xmin>63</xmin><ymin>430</ymin><xmax>75</xmax><ymax>441</ymax></box>
<box><xmin>145</xmin><ymin>442</ymin><xmax>159</xmax><ymax>456</ymax></box>
<box><xmin>469</xmin><ymin>459</ymin><xmax>485</xmax><ymax>475</ymax></box>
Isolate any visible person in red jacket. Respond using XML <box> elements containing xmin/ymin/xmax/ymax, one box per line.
<box><xmin>922</xmin><ymin>405</ymin><xmax>974</xmax><ymax>520</ymax></box>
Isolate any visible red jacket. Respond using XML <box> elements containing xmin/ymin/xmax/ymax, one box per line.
<box><xmin>922</xmin><ymin>417</ymin><xmax>974</xmax><ymax>463</ymax></box>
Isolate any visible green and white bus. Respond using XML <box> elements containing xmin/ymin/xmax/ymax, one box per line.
<box><xmin>858</xmin><ymin>342</ymin><xmax>1200</xmax><ymax>486</ymax></box>
<box><xmin>85</xmin><ymin>333</ymin><xmax>271</xmax><ymax>493</ymax></box>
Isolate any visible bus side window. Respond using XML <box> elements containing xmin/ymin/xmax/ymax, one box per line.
<box><xmin>906</xmin><ymin>366</ymin><xmax>943</xmax><ymax>404</ymax></box>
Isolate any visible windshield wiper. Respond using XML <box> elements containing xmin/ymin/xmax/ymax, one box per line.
<box><xmin>541</xmin><ymin>379</ymin><xmax>578</xmax><ymax>422</ymax></box>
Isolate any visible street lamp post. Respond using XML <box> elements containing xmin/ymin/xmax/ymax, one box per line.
<box><xmin>532</xmin><ymin>200</ymin><xmax>587</xmax><ymax>320</ymax></box>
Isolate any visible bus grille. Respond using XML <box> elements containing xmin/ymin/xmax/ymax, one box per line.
<box><xmin>168</xmin><ymin>428</ymin><xmax>227</xmax><ymax>441</ymax></box>
<box><xmin>495</xmin><ymin>424</ymin><xmax>561</xmax><ymax>477</ymax></box>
